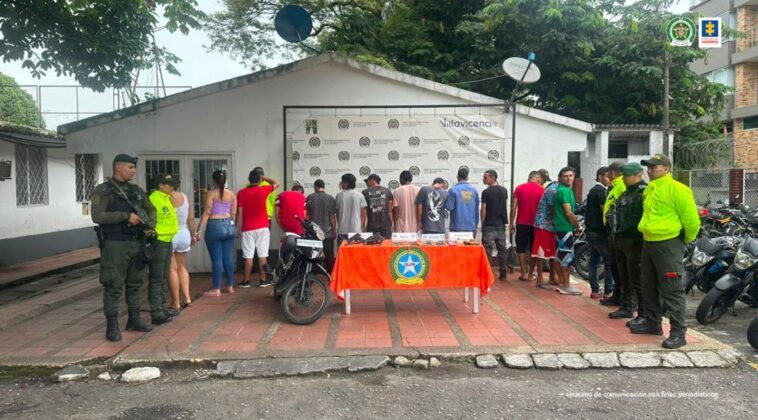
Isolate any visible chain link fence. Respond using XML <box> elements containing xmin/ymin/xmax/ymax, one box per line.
<box><xmin>675</xmin><ymin>167</ymin><xmax>758</xmax><ymax>208</ymax></box>
<box><xmin>745</xmin><ymin>169</ymin><xmax>758</xmax><ymax>208</ymax></box>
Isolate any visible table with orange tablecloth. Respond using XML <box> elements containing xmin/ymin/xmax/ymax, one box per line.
<box><xmin>330</xmin><ymin>240</ymin><xmax>495</xmax><ymax>314</ymax></box>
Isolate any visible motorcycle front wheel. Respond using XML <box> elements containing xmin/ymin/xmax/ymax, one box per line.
<box><xmin>696</xmin><ymin>287</ymin><xmax>736</xmax><ymax>325</ymax></box>
<box><xmin>748</xmin><ymin>317</ymin><xmax>758</xmax><ymax>350</ymax></box>
<box><xmin>572</xmin><ymin>243</ymin><xmax>604</xmax><ymax>281</ymax></box>
<box><xmin>280</xmin><ymin>274</ymin><xmax>330</xmax><ymax>325</ymax></box>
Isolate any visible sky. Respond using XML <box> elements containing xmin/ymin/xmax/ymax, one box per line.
<box><xmin>0</xmin><ymin>0</ymin><xmax>692</xmax><ymax>128</ymax></box>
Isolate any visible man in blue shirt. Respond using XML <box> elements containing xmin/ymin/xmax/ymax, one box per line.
<box><xmin>446</xmin><ymin>167</ymin><xmax>480</xmax><ymax>234</ymax></box>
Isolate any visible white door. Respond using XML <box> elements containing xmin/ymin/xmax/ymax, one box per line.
<box><xmin>140</xmin><ymin>155</ymin><xmax>232</xmax><ymax>273</ymax></box>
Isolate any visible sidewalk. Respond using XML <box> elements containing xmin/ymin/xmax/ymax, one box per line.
<box><xmin>0</xmin><ymin>271</ymin><xmax>730</xmax><ymax>367</ymax></box>
<box><xmin>0</xmin><ymin>247</ymin><xmax>99</xmax><ymax>289</ymax></box>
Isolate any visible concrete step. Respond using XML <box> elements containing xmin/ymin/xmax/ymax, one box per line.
<box><xmin>0</xmin><ymin>247</ymin><xmax>100</xmax><ymax>290</ymax></box>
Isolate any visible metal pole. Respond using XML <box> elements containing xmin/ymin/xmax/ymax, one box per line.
<box><xmin>663</xmin><ymin>50</ymin><xmax>670</xmax><ymax>135</ymax></box>
<box><xmin>75</xmin><ymin>86</ymin><xmax>79</xmax><ymax>120</ymax></box>
<box><xmin>37</xmin><ymin>85</ymin><xmax>41</xmax><ymax>128</ymax></box>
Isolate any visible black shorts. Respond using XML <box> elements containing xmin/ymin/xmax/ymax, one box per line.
<box><xmin>515</xmin><ymin>224</ymin><xmax>534</xmax><ymax>253</ymax></box>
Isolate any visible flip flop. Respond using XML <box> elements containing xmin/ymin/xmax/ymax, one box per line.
<box><xmin>181</xmin><ymin>301</ymin><xmax>192</xmax><ymax>309</ymax></box>
<box><xmin>518</xmin><ymin>275</ymin><xmax>529</xmax><ymax>281</ymax></box>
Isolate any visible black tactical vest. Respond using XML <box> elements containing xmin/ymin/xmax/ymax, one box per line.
<box><xmin>101</xmin><ymin>181</ymin><xmax>144</xmax><ymax>240</ymax></box>
<box><xmin>607</xmin><ymin>183</ymin><xmax>646</xmax><ymax>240</ymax></box>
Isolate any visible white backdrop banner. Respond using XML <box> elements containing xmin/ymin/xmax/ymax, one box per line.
<box><xmin>291</xmin><ymin>112</ymin><xmax>507</xmax><ymax>195</ymax></box>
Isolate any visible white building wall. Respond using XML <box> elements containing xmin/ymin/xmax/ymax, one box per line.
<box><xmin>0</xmin><ymin>141</ymin><xmax>97</xmax><ymax>240</ymax></box>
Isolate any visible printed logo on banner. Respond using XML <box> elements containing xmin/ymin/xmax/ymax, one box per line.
<box><xmin>359</xmin><ymin>166</ymin><xmax>371</xmax><ymax>177</ymax></box>
<box><xmin>388</xmin><ymin>180</ymin><xmax>400</xmax><ymax>190</ymax></box>
<box><xmin>359</xmin><ymin>136</ymin><xmax>371</xmax><ymax>147</ymax></box>
<box><xmin>390</xmin><ymin>247</ymin><xmax>430</xmax><ymax>286</ymax></box>
<box><xmin>309</xmin><ymin>167</ymin><xmax>321</xmax><ymax>177</ymax></box>
<box><xmin>458</xmin><ymin>136</ymin><xmax>470</xmax><ymax>146</ymax></box>
<box><xmin>306</xmin><ymin>119</ymin><xmax>318</xmax><ymax>134</ymax></box>
<box><xmin>292</xmin><ymin>151</ymin><xmax>301</xmax><ymax>161</ymax></box>
<box><xmin>388</xmin><ymin>150</ymin><xmax>400</xmax><ymax>161</ymax></box>
<box><xmin>338</xmin><ymin>151</ymin><xmax>351</xmax><ymax>161</ymax></box>
<box><xmin>437</xmin><ymin>150</ymin><xmax>450</xmax><ymax>160</ymax></box>
<box><xmin>409</xmin><ymin>166</ymin><xmax>421</xmax><ymax>177</ymax></box>
<box><xmin>408</xmin><ymin>136</ymin><xmax>421</xmax><ymax>147</ymax></box>
<box><xmin>309</xmin><ymin>137</ymin><xmax>321</xmax><ymax>147</ymax></box>
<box><xmin>388</xmin><ymin>119</ymin><xmax>400</xmax><ymax>129</ymax></box>
<box><xmin>487</xmin><ymin>150</ymin><xmax>500</xmax><ymax>161</ymax></box>
<box><xmin>338</xmin><ymin>119</ymin><xmax>350</xmax><ymax>130</ymax></box>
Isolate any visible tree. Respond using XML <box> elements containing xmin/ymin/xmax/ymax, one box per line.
<box><xmin>0</xmin><ymin>0</ymin><xmax>205</xmax><ymax>91</ymax></box>
<box><xmin>0</xmin><ymin>72</ymin><xmax>44</xmax><ymax>128</ymax></box>
<box><xmin>207</xmin><ymin>0</ymin><xmax>730</xmax><ymax>144</ymax></box>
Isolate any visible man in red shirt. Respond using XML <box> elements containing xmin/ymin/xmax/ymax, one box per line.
<box><xmin>509</xmin><ymin>171</ymin><xmax>546</xmax><ymax>281</ymax></box>
<box><xmin>275</xmin><ymin>185</ymin><xmax>306</xmax><ymax>235</ymax></box>
<box><xmin>236</xmin><ymin>169</ymin><xmax>279</xmax><ymax>288</ymax></box>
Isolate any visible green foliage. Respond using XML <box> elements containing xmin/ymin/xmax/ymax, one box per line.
<box><xmin>0</xmin><ymin>0</ymin><xmax>205</xmax><ymax>91</ymax></box>
<box><xmin>207</xmin><ymin>0</ymin><xmax>730</xmax><ymax>144</ymax></box>
<box><xmin>0</xmin><ymin>72</ymin><xmax>45</xmax><ymax>128</ymax></box>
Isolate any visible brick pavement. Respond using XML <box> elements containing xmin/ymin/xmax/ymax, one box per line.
<box><xmin>0</xmin><ymin>271</ymin><xmax>727</xmax><ymax>367</ymax></box>
<box><xmin>0</xmin><ymin>247</ymin><xmax>99</xmax><ymax>289</ymax></box>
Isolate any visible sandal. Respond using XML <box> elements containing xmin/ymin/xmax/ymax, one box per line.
<box><xmin>181</xmin><ymin>301</ymin><xmax>193</xmax><ymax>309</ymax></box>
<box><xmin>518</xmin><ymin>275</ymin><xmax>529</xmax><ymax>282</ymax></box>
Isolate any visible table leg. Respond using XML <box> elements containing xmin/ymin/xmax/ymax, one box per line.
<box><xmin>473</xmin><ymin>287</ymin><xmax>480</xmax><ymax>314</ymax></box>
<box><xmin>463</xmin><ymin>287</ymin><xmax>469</xmax><ymax>303</ymax></box>
<box><xmin>345</xmin><ymin>289</ymin><xmax>351</xmax><ymax>315</ymax></box>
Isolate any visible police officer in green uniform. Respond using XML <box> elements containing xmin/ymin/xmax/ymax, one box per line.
<box><xmin>606</xmin><ymin>162</ymin><xmax>646</xmax><ymax>324</ymax></box>
<box><xmin>631</xmin><ymin>154</ymin><xmax>700</xmax><ymax>349</ymax></box>
<box><xmin>147</xmin><ymin>174</ymin><xmax>180</xmax><ymax>324</ymax></box>
<box><xmin>91</xmin><ymin>154</ymin><xmax>156</xmax><ymax>342</ymax></box>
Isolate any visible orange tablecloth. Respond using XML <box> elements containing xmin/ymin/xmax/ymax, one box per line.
<box><xmin>330</xmin><ymin>240</ymin><xmax>495</xmax><ymax>300</ymax></box>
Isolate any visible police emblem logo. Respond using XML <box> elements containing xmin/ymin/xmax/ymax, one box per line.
<box><xmin>292</xmin><ymin>151</ymin><xmax>301</xmax><ymax>161</ymax></box>
<box><xmin>309</xmin><ymin>166</ymin><xmax>321</xmax><ymax>177</ymax></box>
<box><xmin>388</xmin><ymin>118</ymin><xmax>400</xmax><ymax>129</ymax></box>
<box><xmin>388</xmin><ymin>150</ymin><xmax>400</xmax><ymax>161</ymax></box>
<box><xmin>359</xmin><ymin>166</ymin><xmax>371</xmax><ymax>177</ymax></box>
<box><xmin>338</xmin><ymin>119</ymin><xmax>350</xmax><ymax>130</ymax></box>
<box><xmin>437</xmin><ymin>150</ymin><xmax>449</xmax><ymax>161</ymax></box>
<box><xmin>408</xmin><ymin>136</ymin><xmax>420</xmax><ymax>147</ymax></box>
<box><xmin>409</xmin><ymin>166</ymin><xmax>420</xmax><ymax>177</ymax></box>
<box><xmin>359</xmin><ymin>136</ymin><xmax>371</xmax><ymax>147</ymax></box>
<box><xmin>487</xmin><ymin>150</ymin><xmax>500</xmax><ymax>161</ymax></box>
<box><xmin>388</xmin><ymin>180</ymin><xmax>400</xmax><ymax>190</ymax></box>
<box><xmin>338</xmin><ymin>151</ymin><xmax>350</xmax><ymax>161</ymax></box>
<box><xmin>458</xmin><ymin>136</ymin><xmax>470</xmax><ymax>146</ymax></box>
<box><xmin>308</xmin><ymin>136</ymin><xmax>321</xmax><ymax>147</ymax></box>
<box><xmin>390</xmin><ymin>247</ymin><xmax>430</xmax><ymax>286</ymax></box>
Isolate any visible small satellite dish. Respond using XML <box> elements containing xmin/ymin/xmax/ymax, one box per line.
<box><xmin>275</xmin><ymin>5</ymin><xmax>313</xmax><ymax>43</ymax></box>
<box><xmin>502</xmin><ymin>57</ymin><xmax>541</xmax><ymax>84</ymax></box>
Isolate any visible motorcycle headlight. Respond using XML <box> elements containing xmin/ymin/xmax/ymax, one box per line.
<box><xmin>691</xmin><ymin>248</ymin><xmax>710</xmax><ymax>268</ymax></box>
<box><xmin>733</xmin><ymin>249</ymin><xmax>758</xmax><ymax>271</ymax></box>
<box><xmin>313</xmin><ymin>224</ymin><xmax>325</xmax><ymax>241</ymax></box>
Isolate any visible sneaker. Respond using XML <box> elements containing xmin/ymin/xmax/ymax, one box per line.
<box><xmin>258</xmin><ymin>279</ymin><xmax>272</xmax><ymax>288</ymax></box>
<box><xmin>537</xmin><ymin>282</ymin><xmax>553</xmax><ymax>290</ymax></box>
<box><xmin>238</xmin><ymin>281</ymin><xmax>252</xmax><ymax>288</ymax></box>
<box><xmin>557</xmin><ymin>286</ymin><xmax>582</xmax><ymax>295</ymax></box>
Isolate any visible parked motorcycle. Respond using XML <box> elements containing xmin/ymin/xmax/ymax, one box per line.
<box><xmin>696</xmin><ymin>237</ymin><xmax>758</xmax><ymax>325</ymax></box>
<box><xmin>267</xmin><ymin>216</ymin><xmax>331</xmax><ymax>325</ymax></box>
<box><xmin>682</xmin><ymin>236</ymin><xmax>741</xmax><ymax>294</ymax></box>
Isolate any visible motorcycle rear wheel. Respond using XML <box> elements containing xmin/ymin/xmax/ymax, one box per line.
<box><xmin>280</xmin><ymin>274</ymin><xmax>330</xmax><ymax>325</ymax></box>
<box><xmin>696</xmin><ymin>287</ymin><xmax>735</xmax><ymax>325</ymax></box>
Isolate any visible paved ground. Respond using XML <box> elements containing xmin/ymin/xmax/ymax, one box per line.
<box><xmin>0</xmin><ymin>267</ymin><xmax>739</xmax><ymax>367</ymax></box>
<box><xmin>1</xmin><ymin>362</ymin><xmax>756</xmax><ymax>419</ymax></box>
<box><xmin>0</xmin><ymin>247</ymin><xmax>99</xmax><ymax>289</ymax></box>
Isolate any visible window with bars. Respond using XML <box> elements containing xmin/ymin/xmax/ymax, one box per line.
<box><xmin>15</xmin><ymin>145</ymin><xmax>48</xmax><ymax>206</ymax></box>
<box><xmin>75</xmin><ymin>154</ymin><xmax>99</xmax><ymax>202</ymax></box>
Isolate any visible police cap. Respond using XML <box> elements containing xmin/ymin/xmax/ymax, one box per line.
<box><xmin>113</xmin><ymin>154</ymin><xmax>138</xmax><ymax>165</ymax></box>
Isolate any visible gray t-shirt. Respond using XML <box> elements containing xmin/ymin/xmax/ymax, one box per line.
<box><xmin>335</xmin><ymin>189</ymin><xmax>367</xmax><ymax>235</ymax></box>
<box><xmin>415</xmin><ymin>186</ymin><xmax>449</xmax><ymax>234</ymax></box>
<box><xmin>306</xmin><ymin>191</ymin><xmax>337</xmax><ymax>238</ymax></box>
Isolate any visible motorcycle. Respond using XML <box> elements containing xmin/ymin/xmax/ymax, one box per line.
<box><xmin>696</xmin><ymin>237</ymin><xmax>758</xmax><ymax>325</ymax></box>
<box><xmin>748</xmin><ymin>316</ymin><xmax>758</xmax><ymax>351</ymax></box>
<box><xmin>682</xmin><ymin>235</ymin><xmax>741</xmax><ymax>294</ymax></box>
<box><xmin>267</xmin><ymin>216</ymin><xmax>332</xmax><ymax>325</ymax></box>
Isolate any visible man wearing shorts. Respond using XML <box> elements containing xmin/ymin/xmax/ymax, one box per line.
<box><xmin>531</xmin><ymin>177</ymin><xmax>558</xmax><ymax>288</ymax></box>
<box><xmin>510</xmin><ymin>170</ymin><xmax>545</xmax><ymax>281</ymax></box>
<box><xmin>237</xmin><ymin>169</ymin><xmax>279</xmax><ymax>288</ymax></box>
<box><xmin>553</xmin><ymin>167</ymin><xmax>582</xmax><ymax>295</ymax></box>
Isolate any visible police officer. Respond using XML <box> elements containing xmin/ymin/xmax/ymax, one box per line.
<box><xmin>600</xmin><ymin>161</ymin><xmax>625</xmax><ymax>307</ymax></box>
<box><xmin>147</xmin><ymin>174</ymin><xmax>180</xmax><ymax>324</ymax></box>
<box><xmin>631</xmin><ymin>154</ymin><xmax>700</xmax><ymax>349</ymax></box>
<box><xmin>91</xmin><ymin>154</ymin><xmax>156</xmax><ymax>342</ymax></box>
<box><xmin>606</xmin><ymin>163</ymin><xmax>646</xmax><ymax>324</ymax></box>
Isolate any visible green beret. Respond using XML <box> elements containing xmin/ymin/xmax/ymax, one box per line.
<box><xmin>621</xmin><ymin>162</ymin><xmax>644</xmax><ymax>176</ymax></box>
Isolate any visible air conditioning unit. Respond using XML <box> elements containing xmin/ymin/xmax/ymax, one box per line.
<box><xmin>0</xmin><ymin>161</ymin><xmax>10</xmax><ymax>181</ymax></box>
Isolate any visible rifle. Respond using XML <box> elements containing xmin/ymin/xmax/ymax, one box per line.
<box><xmin>107</xmin><ymin>180</ymin><xmax>155</xmax><ymax>268</ymax></box>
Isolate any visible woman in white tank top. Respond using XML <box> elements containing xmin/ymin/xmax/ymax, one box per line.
<box><xmin>168</xmin><ymin>190</ymin><xmax>195</xmax><ymax>311</ymax></box>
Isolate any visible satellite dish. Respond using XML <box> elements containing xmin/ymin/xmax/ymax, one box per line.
<box><xmin>275</xmin><ymin>5</ymin><xmax>313</xmax><ymax>43</ymax></box>
<box><xmin>502</xmin><ymin>57</ymin><xmax>541</xmax><ymax>84</ymax></box>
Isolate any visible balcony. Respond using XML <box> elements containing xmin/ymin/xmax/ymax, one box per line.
<box><xmin>735</xmin><ymin>0</ymin><xmax>758</xmax><ymax>8</ymax></box>
<box><xmin>732</xmin><ymin>26</ymin><xmax>758</xmax><ymax>63</ymax></box>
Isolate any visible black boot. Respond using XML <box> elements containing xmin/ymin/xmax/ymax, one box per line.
<box><xmin>609</xmin><ymin>307</ymin><xmax>634</xmax><ymax>319</ymax></box>
<box><xmin>662</xmin><ymin>333</ymin><xmax>687</xmax><ymax>349</ymax></box>
<box><xmin>151</xmin><ymin>313</ymin><xmax>174</xmax><ymax>325</ymax></box>
<box><xmin>600</xmin><ymin>292</ymin><xmax>621</xmax><ymax>306</ymax></box>
<box><xmin>626</xmin><ymin>316</ymin><xmax>647</xmax><ymax>328</ymax></box>
<box><xmin>125</xmin><ymin>309</ymin><xmax>153</xmax><ymax>332</ymax></box>
<box><xmin>629</xmin><ymin>319</ymin><xmax>663</xmax><ymax>336</ymax></box>
<box><xmin>105</xmin><ymin>315</ymin><xmax>122</xmax><ymax>342</ymax></box>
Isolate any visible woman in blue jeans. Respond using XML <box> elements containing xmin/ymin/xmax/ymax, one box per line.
<box><xmin>196</xmin><ymin>170</ymin><xmax>237</xmax><ymax>296</ymax></box>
